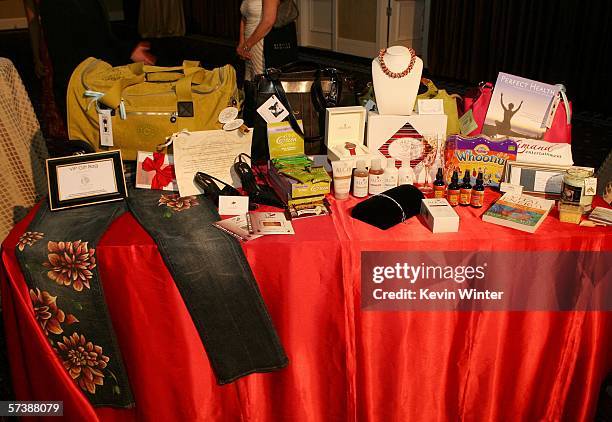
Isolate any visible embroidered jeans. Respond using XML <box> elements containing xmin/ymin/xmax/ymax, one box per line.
<box><xmin>15</xmin><ymin>188</ymin><xmax>288</xmax><ymax>407</ymax></box>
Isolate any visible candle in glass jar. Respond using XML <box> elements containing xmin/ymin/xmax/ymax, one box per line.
<box><xmin>560</xmin><ymin>167</ymin><xmax>594</xmax><ymax>212</ymax></box>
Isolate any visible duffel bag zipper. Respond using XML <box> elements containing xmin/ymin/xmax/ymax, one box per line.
<box><xmin>126</xmin><ymin>110</ymin><xmax>179</xmax><ymax>123</ymax></box>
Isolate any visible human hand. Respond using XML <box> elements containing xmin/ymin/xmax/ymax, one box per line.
<box><xmin>131</xmin><ymin>41</ymin><xmax>156</xmax><ymax>65</ymax></box>
<box><xmin>236</xmin><ymin>42</ymin><xmax>252</xmax><ymax>60</ymax></box>
<box><xmin>236</xmin><ymin>42</ymin><xmax>245</xmax><ymax>59</ymax></box>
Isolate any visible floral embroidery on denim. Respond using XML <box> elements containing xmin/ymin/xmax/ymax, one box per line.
<box><xmin>30</xmin><ymin>288</ymin><xmax>78</xmax><ymax>336</ymax></box>
<box><xmin>158</xmin><ymin>194</ymin><xmax>199</xmax><ymax>212</ymax></box>
<box><xmin>17</xmin><ymin>231</ymin><xmax>44</xmax><ymax>251</ymax></box>
<box><xmin>43</xmin><ymin>241</ymin><xmax>96</xmax><ymax>292</ymax></box>
<box><xmin>55</xmin><ymin>333</ymin><xmax>110</xmax><ymax>394</ymax></box>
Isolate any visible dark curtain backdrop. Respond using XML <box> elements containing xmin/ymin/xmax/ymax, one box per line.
<box><xmin>427</xmin><ymin>0</ymin><xmax>612</xmax><ymax>110</ymax></box>
<box><xmin>122</xmin><ymin>0</ymin><xmax>141</xmax><ymax>28</ymax></box>
<box><xmin>123</xmin><ymin>0</ymin><xmax>242</xmax><ymax>41</ymax></box>
<box><xmin>183</xmin><ymin>0</ymin><xmax>242</xmax><ymax>41</ymax></box>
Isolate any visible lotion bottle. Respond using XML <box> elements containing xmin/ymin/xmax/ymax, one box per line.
<box><xmin>331</xmin><ymin>160</ymin><xmax>352</xmax><ymax>200</ymax></box>
<box><xmin>398</xmin><ymin>160</ymin><xmax>415</xmax><ymax>185</ymax></box>
<box><xmin>368</xmin><ymin>158</ymin><xmax>385</xmax><ymax>195</ymax></box>
<box><xmin>353</xmin><ymin>160</ymin><xmax>369</xmax><ymax>198</ymax></box>
<box><xmin>384</xmin><ymin>160</ymin><xmax>398</xmax><ymax>190</ymax></box>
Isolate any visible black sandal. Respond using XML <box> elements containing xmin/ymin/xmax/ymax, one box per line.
<box><xmin>194</xmin><ymin>172</ymin><xmax>243</xmax><ymax>207</ymax></box>
<box><xmin>233</xmin><ymin>154</ymin><xmax>285</xmax><ymax>208</ymax></box>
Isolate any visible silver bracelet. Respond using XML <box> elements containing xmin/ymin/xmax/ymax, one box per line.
<box><xmin>377</xmin><ymin>193</ymin><xmax>406</xmax><ymax>222</ymax></box>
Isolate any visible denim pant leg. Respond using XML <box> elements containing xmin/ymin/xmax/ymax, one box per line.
<box><xmin>126</xmin><ymin>188</ymin><xmax>288</xmax><ymax>384</ymax></box>
<box><xmin>15</xmin><ymin>201</ymin><xmax>134</xmax><ymax>407</ymax></box>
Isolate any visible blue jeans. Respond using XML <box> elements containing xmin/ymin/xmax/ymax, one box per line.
<box><xmin>16</xmin><ymin>188</ymin><xmax>288</xmax><ymax>407</ymax></box>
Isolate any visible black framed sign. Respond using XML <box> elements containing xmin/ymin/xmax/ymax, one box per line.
<box><xmin>46</xmin><ymin>151</ymin><xmax>127</xmax><ymax>211</ymax></box>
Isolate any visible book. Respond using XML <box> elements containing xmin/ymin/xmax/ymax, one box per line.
<box><xmin>482</xmin><ymin>193</ymin><xmax>555</xmax><ymax>233</ymax></box>
<box><xmin>588</xmin><ymin>207</ymin><xmax>612</xmax><ymax>226</ymax></box>
<box><xmin>483</xmin><ymin>72</ymin><xmax>560</xmax><ymax>139</ymax></box>
<box><xmin>212</xmin><ymin>215</ymin><xmax>262</xmax><ymax>242</ymax></box>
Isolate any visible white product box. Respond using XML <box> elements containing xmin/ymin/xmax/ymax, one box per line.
<box><xmin>420</xmin><ymin>198</ymin><xmax>460</xmax><ymax>233</ymax></box>
<box><xmin>367</xmin><ymin>111</ymin><xmax>447</xmax><ymax>183</ymax></box>
<box><xmin>325</xmin><ymin>106</ymin><xmax>371</xmax><ymax>168</ymax></box>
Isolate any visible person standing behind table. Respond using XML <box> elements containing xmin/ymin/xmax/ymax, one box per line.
<box><xmin>238</xmin><ymin>0</ymin><xmax>281</xmax><ymax>81</ymax></box>
<box><xmin>37</xmin><ymin>0</ymin><xmax>156</xmax><ymax>122</ymax></box>
<box><xmin>23</xmin><ymin>0</ymin><xmax>67</xmax><ymax>140</ymax></box>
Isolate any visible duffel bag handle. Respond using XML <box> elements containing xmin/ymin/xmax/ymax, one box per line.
<box><xmin>142</xmin><ymin>60</ymin><xmax>202</xmax><ymax>82</ymax></box>
<box><xmin>174</xmin><ymin>66</ymin><xmax>210</xmax><ymax>117</ymax></box>
<box><xmin>99</xmin><ymin>61</ymin><xmax>208</xmax><ymax>116</ymax></box>
<box><xmin>123</xmin><ymin>60</ymin><xmax>202</xmax><ymax>81</ymax></box>
<box><xmin>98</xmin><ymin>73</ymin><xmax>145</xmax><ymax>109</ymax></box>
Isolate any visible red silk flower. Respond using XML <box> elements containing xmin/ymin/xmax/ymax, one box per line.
<box><xmin>142</xmin><ymin>152</ymin><xmax>176</xmax><ymax>190</ymax></box>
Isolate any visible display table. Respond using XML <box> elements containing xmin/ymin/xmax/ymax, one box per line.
<box><xmin>2</xmin><ymin>192</ymin><xmax>611</xmax><ymax>422</ymax></box>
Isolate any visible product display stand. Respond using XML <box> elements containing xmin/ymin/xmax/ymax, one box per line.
<box><xmin>372</xmin><ymin>46</ymin><xmax>423</xmax><ymax>115</ymax></box>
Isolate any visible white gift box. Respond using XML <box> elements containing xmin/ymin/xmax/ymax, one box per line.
<box><xmin>366</xmin><ymin>111</ymin><xmax>447</xmax><ymax>183</ymax></box>
<box><xmin>420</xmin><ymin>198</ymin><xmax>460</xmax><ymax>233</ymax></box>
<box><xmin>325</xmin><ymin>106</ymin><xmax>371</xmax><ymax>168</ymax></box>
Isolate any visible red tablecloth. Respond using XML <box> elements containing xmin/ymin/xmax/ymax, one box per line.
<box><xmin>1</xmin><ymin>193</ymin><xmax>611</xmax><ymax>421</ymax></box>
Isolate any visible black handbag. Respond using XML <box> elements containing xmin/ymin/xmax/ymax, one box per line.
<box><xmin>243</xmin><ymin>63</ymin><xmax>356</xmax><ymax>162</ymax></box>
<box><xmin>264</xmin><ymin>21</ymin><xmax>298</xmax><ymax>69</ymax></box>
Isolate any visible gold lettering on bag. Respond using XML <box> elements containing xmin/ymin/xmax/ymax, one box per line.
<box><xmin>137</xmin><ymin>124</ymin><xmax>158</xmax><ymax>138</ymax></box>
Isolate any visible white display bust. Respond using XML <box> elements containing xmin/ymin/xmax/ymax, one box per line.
<box><xmin>372</xmin><ymin>46</ymin><xmax>423</xmax><ymax>116</ymax></box>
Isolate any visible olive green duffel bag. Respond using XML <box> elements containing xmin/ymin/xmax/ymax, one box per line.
<box><xmin>67</xmin><ymin>57</ymin><xmax>239</xmax><ymax>160</ymax></box>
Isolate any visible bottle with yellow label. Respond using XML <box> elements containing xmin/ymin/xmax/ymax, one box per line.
<box><xmin>459</xmin><ymin>170</ymin><xmax>472</xmax><ymax>206</ymax></box>
<box><xmin>470</xmin><ymin>172</ymin><xmax>485</xmax><ymax>208</ymax></box>
<box><xmin>433</xmin><ymin>168</ymin><xmax>446</xmax><ymax>198</ymax></box>
<box><xmin>447</xmin><ymin>171</ymin><xmax>460</xmax><ymax>207</ymax></box>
